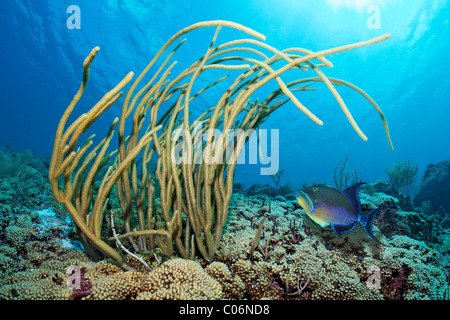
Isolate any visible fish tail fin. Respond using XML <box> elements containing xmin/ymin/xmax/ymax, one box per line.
<box><xmin>358</xmin><ymin>207</ymin><xmax>386</xmax><ymax>244</ymax></box>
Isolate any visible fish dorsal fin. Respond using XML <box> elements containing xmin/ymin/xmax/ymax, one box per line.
<box><xmin>342</xmin><ymin>182</ymin><xmax>366</xmax><ymax>214</ymax></box>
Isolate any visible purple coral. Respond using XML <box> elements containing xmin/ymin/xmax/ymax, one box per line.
<box><xmin>382</xmin><ymin>264</ymin><xmax>411</xmax><ymax>300</ymax></box>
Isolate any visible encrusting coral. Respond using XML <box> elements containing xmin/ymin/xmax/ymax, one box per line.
<box><xmin>48</xmin><ymin>20</ymin><xmax>394</xmax><ymax>268</ymax></box>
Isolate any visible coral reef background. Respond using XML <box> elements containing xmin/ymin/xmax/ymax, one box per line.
<box><xmin>0</xmin><ymin>149</ymin><xmax>449</xmax><ymax>300</ymax></box>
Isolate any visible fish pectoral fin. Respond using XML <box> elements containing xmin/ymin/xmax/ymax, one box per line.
<box><xmin>331</xmin><ymin>222</ymin><xmax>357</xmax><ymax>236</ymax></box>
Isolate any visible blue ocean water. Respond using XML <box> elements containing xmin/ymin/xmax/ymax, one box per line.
<box><xmin>0</xmin><ymin>0</ymin><xmax>449</xmax><ymax>189</ymax></box>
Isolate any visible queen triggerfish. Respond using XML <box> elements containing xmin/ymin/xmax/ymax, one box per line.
<box><xmin>296</xmin><ymin>182</ymin><xmax>385</xmax><ymax>243</ymax></box>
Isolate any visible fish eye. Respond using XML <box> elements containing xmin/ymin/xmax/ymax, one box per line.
<box><xmin>312</xmin><ymin>186</ymin><xmax>318</xmax><ymax>191</ymax></box>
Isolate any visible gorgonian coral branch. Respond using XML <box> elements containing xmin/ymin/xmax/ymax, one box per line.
<box><xmin>49</xmin><ymin>20</ymin><xmax>393</xmax><ymax>266</ymax></box>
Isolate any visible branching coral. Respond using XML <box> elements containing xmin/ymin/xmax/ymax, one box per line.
<box><xmin>49</xmin><ymin>20</ymin><xmax>393</xmax><ymax>268</ymax></box>
<box><xmin>384</xmin><ymin>160</ymin><xmax>418</xmax><ymax>194</ymax></box>
<box><xmin>333</xmin><ymin>153</ymin><xmax>363</xmax><ymax>189</ymax></box>
<box><xmin>216</xmin><ymin>193</ymin><xmax>447</xmax><ymax>300</ymax></box>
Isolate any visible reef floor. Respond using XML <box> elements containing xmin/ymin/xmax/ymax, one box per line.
<box><xmin>1</xmin><ymin>180</ymin><xmax>449</xmax><ymax>300</ymax></box>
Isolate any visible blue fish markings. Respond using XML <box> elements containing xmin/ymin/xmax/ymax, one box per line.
<box><xmin>296</xmin><ymin>182</ymin><xmax>386</xmax><ymax>243</ymax></box>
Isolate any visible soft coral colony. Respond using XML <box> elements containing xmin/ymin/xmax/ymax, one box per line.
<box><xmin>49</xmin><ymin>20</ymin><xmax>394</xmax><ymax>269</ymax></box>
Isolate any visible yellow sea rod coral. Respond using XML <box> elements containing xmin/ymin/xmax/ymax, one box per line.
<box><xmin>49</xmin><ymin>20</ymin><xmax>393</xmax><ymax>267</ymax></box>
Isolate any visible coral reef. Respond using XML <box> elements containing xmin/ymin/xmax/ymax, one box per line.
<box><xmin>1</xmin><ymin>149</ymin><xmax>448</xmax><ymax>300</ymax></box>
<box><xmin>246</xmin><ymin>182</ymin><xmax>296</xmax><ymax>198</ymax></box>
<box><xmin>1</xmin><ymin>19</ymin><xmax>449</xmax><ymax>300</ymax></box>
<box><xmin>74</xmin><ymin>258</ymin><xmax>222</xmax><ymax>300</ymax></box>
<box><xmin>413</xmin><ymin>158</ymin><xmax>450</xmax><ymax>214</ymax></box>
<box><xmin>48</xmin><ymin>21</ymin><xmax>394</xmax><ymax>267</ymax></box>
<box><xmin>214</xmin><ymin>191</ymin><xmax>448</xmax><ymax>300</ymax></box>
<box><xmin>384</xmin><ymin>160</ymin><xmax>418</xmax><ymax>195</ymax></box>
<box><xmin>205</xmin><ymin>261</ymin><xmax>246</xmax><ymax>299</ymax></box>
<box><xmin>0</xmin><ymin>149</ymin><xmax>51</xmax><ymax>212</ymax></box>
